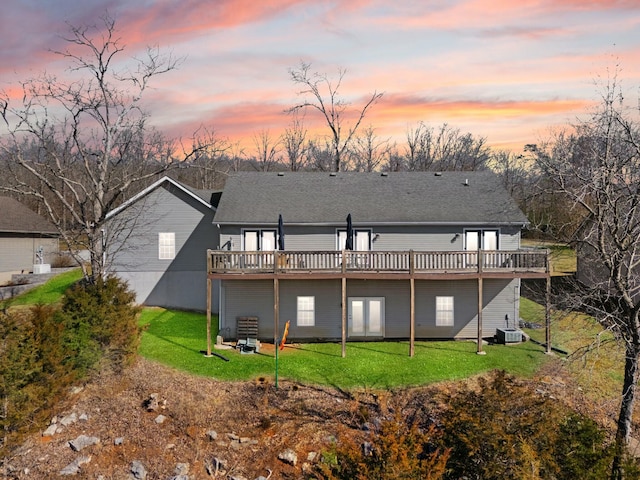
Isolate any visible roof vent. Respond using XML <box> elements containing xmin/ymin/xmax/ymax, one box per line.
<box><xmin>277</xmin><ymin>172</ymin><xmax>284</xmax><ymax>176</ymax></box>
<box><xmin>464</xmin><ymin>178</ymin><xmax>469</xmax><ymax>186</ymax></box>
<box><xmin>329</xmin><ymin>172</ymin><xmax>337</xmax><ymax>177</ymax></box>
<box><xmin>434</xmin><ymin>172</ymin><xmax>442</xmax><ymax>176</ymax></box>
<box><xmin>381</xmin><ymin>172</ymin><xmax>388</xmax><ymax>177</ymax></box>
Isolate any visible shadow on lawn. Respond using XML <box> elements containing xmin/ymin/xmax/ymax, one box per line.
<box><xmin>411</xmin><ymin>340</ymin><xmax>547</xmax><ymax>356</ymax></box>
<box><xmin>411</xmin><ymin>340</ymin><xmax>480</xmax><ymax>354</ymax></box>
<box><xmin>347</xmin><ymin>342</ymin><xmax>409</xmax><ymax>357</ymax></box>
<box><xmin>286</xmin><ymin>341</ymin><xmax>481</xmax><ymax>358</ymax></box>
<box><xmin>291</xmin><ymin>342</ymin><xmax>420</xmax><ymax>358</ymax></box>
<box><xmin>286</xmin><ymin>344</ymin><xmax>342</xmax><ymax>358</ymax></box>
<box><xmin>142</xmin><ymin>329</ymin><xmax>203</xmax><ymax>357</ymax></box>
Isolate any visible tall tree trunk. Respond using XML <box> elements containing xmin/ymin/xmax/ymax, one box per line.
<box><xmin>611</xmin><ymin>341</ymin><xmax>640</xmax><ymax>479</ymax></box>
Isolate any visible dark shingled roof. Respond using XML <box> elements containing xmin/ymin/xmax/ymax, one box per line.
<box><xmin>214</xmin><ymin>171</ymin><xmax>528</xmax><ymax>226</ymax></box>
<box><xmin>0</xmin><ymin>197</ymin><xmax>59</xmax><ymax>235</ymax></box>
<box><xmin>185</xmin><ymin>187</ymin><xmax>222</xmax><ymax>207</ymax></box>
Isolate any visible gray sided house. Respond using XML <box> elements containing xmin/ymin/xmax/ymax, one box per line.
<box><xmin>208</xmin><ymin>171</ymin><xmax>549</xmax><ymax>353</ymax></box>
<box><xmin>106</xmin><ymin>177</ymin><xmax>220</xmax><ymax>312</ymax></box>
<box><xmin>0</xmin><ymin>196</ymin><xmax>59</xmax><ymax>278</ymax></box>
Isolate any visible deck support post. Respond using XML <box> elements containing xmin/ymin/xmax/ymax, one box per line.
<box><xmin>206</xmin><ymin>250</ymin><xmax>213</xmax><ymax>357</ymax></box>
<box><xmin>206</xmin><ymin>276</ymin><xmax>212</xmax><ymax>357</ymax></box>
<box><xmin>477</xmin><ymin>249</ymin><xmax>485</xmax><ymax>355</ymax></box>
<box><xmin>410</xmin><ymin>250</ymin><xmax>415</xmax><ymax>357</ymax></box>
<box><xmin>341</xmin><ymin>276</ymin><xmax>347</xmax><ymax>358</ymax></box>
<box><xmin>545</xmin><ymin>249</ymin><xmax>552</xmax><ymax>354</ymax></box>
<box><xmin>274</xmin><ymin>277</ymin><xmax>279</xmax><ymax>349</ymax></box>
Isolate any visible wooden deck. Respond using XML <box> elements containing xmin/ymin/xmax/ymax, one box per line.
<box><xmin>207</xmin><ymin>249</ymin><xmax>549</xmax><ymax>279</ymax></box>
<box><xmin>204</xmin><ymin>248</ymin><xmax>552</xmax><ymax>358</ymax></box>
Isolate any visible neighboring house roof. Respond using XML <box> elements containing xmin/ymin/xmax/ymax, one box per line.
<box><xmin>181</xmin><ymin>184</ymin><xmax>223</xmax><ymax>208</ymax></box>
<box><xmin>0</xmin><ymin>196</ymin><xmax>58</xmax><ymax>235</ymax></box>
<box><xmin>214</xmin><ymin>171</ymin><xmax>528</xmax><ymax>226</ymax></box>
<box><xmin>105</xmin><ymin>176</ymin><xmax>215</xmax><ymax>219</ymax></box>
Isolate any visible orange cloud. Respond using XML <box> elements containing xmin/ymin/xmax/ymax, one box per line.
<box><xmin>152</xmin><ymin>90</ymin><xmax>592</xmax><ymax>156</ymax></box>
<box><xmin>375</xmin><ymin>94</ymin><xmax>589</xmax><ymax>120</ymax></box>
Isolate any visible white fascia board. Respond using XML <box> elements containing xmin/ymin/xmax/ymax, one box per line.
<box><xmin>105</xmin><ymin>176</ymin><xmax>212</xmax><ymax>219</ymax></box>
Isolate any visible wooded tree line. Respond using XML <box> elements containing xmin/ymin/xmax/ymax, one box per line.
<box><xmin>175</xmin><ymin>119</ymin><xmax>495</xmax><ymax>180</ymax></box>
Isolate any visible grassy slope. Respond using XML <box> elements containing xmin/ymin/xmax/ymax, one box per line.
<box><xmin>8</xmin><ymin>269</ymin><xmax>621</xmax><ymax>395</ymax></box>
<box><xmin>135</xmin><ymin>242</ymin><xmax>576</xmax><ymax>389</ymax></box>
<box><xmin>521</xmin><ymin>297</ymin><xmax>622</xmax><ymax>402</ymax></box>
<box><xmin>1</xmin><ymin>269</ymin><xmax>82</xmax><ymax>309</ymax></box>
<box><xmin>138</xmin><ymin>307</ymin><xmax>548</xmax><ymax>389</ymax></box>
<box><xmin>521</xmin><ymin>239</ymin><xmax>577</xmax><ymax>275</ymax></box>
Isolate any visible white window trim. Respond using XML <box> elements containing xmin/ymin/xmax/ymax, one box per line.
<box><xmin>464</xmin><ymin>229</ymin><xmax>500</xmax><ymax>250</ymax></box>
<box><xmin>348</xmin><ymin>297</ymin><xmax>385</xmax><ymax>336</ymax></box>
<box><xmin>297</xmin><ymin>296</ymin><xmax>315</xmax><ymax>326</ymax></box>
<box><xmin>336</xmin><ymin>229</ymin><xmax>372</xmax><ymax>251</ymax></box>
<box><xmin>158</xmin><ymin>232</ymin><xmax>175</xmax><ymax>260</ymax></box>
<box><xmin>435</xmin><ymin>296</ymin><xmax>454</xmax><ymax>327</ymax></box>
<box><xmin>242</xmin><ymin>229</ymin><xmax>277</xmax><ymax>250</ymax></box>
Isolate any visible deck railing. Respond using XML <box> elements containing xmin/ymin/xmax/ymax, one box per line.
<box><xmin>208</xmin><ymin>249</ymin><xmax>548</xmax><ymax>275</ymax></box>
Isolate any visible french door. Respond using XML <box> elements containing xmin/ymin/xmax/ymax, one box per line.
<box><xmin>348</xmin><ymin>297</ymin><xmax>385</xmax><ymax>337</ymax></box>
<box><xmin>465</xmin><ymin>230</ymin><xmax>498</xmax><ymax>266</ymax></box>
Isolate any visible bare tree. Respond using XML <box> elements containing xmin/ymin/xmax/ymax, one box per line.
<box><xmin>0</xmin><ymin>14</ymin><xmax>211</xmax><ymax>281</ymax></box>
<box><xmin>288</xmin><ymin>61</ymin><xmax>383</xmax><ymax>172</ymax></box>
<box><xmin>403</xmin><ymin>122</ymin><xmax>490</xmax><ymax>171</ymax></box>
<box><xmin>404</xmin><ymin>121</ymin><xmax>434</xmax><ymax>171</ymax></box>
<box><xmin>532</xmin><ymin>74</ymin><xmax>640</xmax><ymax>478</ymax></box>
<box><xmin>450</xmin><ymin>131</ymin><xmax>490</xmax><ymax>171</ymax></box>
<box><xmin>305</xmin><ymin>139</ymin><xmax>334</xmax><ymax>172</ymax></box>
<box><xmin>282</xmin><ymin>111</ymin><xmax>308</xmax><ymax>171</ymax></box>
<box><xmin>227</xmin><ymin>142</ymin><xmax>247</xmax><ymax>173</ymax></box>
<box><xmin>349</xmin><ymin>125</ymin><xmax>393</xmax><ymax>172</ymax></box>
<box><xmin>490</xmin><ymin>149</ymin><xmax>541</xmax><ymax>213</ymax></box>
<box><xmin>382</xmin><ymin>146</ymin><xmax>404</xmax><ymax>172</ymax></box>
<box><xmin>251</xmin><ymin>129</ymin><xmax>281</xmax><ymax>172</ymax></box>
<box><xmin>178</xmin><ymin>127</ymin><xmax>231</xmax><ymax>189</ymax></box>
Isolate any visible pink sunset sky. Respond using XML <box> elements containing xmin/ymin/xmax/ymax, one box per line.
<box><xmin>2</xmin><ymin>0</ymin><xmax>640</xmax><ymax>154</ymax></box>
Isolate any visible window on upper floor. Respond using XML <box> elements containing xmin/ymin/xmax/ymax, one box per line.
<box><xmin>243</xmin><ymin>230</ymin><xmax>276</xmax><ymax>251</ymax></box>
<box><xmin>465</xmin><ymin>230</ymin><xmax>499</xmax><ymax>250</ymax></box>
<box><xmin>337</xmin><ymin>230</ymin><xmax>372</xmax><ymax>251</ymax></box>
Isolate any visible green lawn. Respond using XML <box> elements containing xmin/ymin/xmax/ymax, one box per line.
<box><xmin>1</xmin><ymin>271</ymin><xmax>554</xmax><ymax>389</ymax></box>
<box><xmin>1</xmin><ymin>268</ymin><xmax>83</xmax><ymax>309</ymax></box>
<box><xmin>520</xmin><ymin>296</ymin><xmax>623</xmax><ymax>401</ymax></box>
<box><xmin>139</xmin><ymin>307</ymin><xmax>550</xmax><ymax>389</ymax></box>
<box><xmin>521</xmin><ymin>239</ymin><xmax>577</xmax><ymax>275</ymax></box>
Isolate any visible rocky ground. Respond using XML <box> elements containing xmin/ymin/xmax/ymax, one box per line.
<box><xmin>0</xmin><ymin>349</ymin><xmax>620</xmax><ymax>480</ymax></box>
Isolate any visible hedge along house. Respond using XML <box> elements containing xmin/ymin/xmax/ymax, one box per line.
<box><xmin>106</xmin><ymin>176</ymin><xmax>221</xmax><ymax>312</ymax></box>
<box><xmin>0</xmin><ymin>196</ymin><xmax>59</xmax><ymax>282</ymax></box>
<box><xmin>207</xmin><ymin>171</ymin><xmax>551</xmax><ymax>357</ymax></box>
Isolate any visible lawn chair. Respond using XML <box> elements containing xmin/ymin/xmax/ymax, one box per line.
<box><xmin>237</xmin><ymin>337</ymin><xmax>259</xmax><ymax>354</ymax></box>
<box><xmin>236</xmin><ymin>316</ymin><xmax>259</xmax><ymax>354</ymax></box>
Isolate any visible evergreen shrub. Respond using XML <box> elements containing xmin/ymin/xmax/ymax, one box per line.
<box><xmin>0</xmin><ymin>276</ymin><xmax>141</xmax><ymax>451</ymax></box>
<box><xmin>439</xmin><ymin>370</ymin><xmax>614</xmax><ymax>480</ymax></box>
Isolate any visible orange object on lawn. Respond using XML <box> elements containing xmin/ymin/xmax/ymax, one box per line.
<box><xmin>280</xmin><ymin>320</ymin><xmax>290</xmax><ymax>350</ymax></box>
